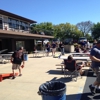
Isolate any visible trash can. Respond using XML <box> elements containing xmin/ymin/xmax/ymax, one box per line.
<box><xmin>38</xmin><ymin>81</ymin><xmax>66</xmax><ymax>100</ymax></box>
<box><xmin>24</xmin><ymin>53</ymin><xmax>28</xmax><ymax>61</ymax></box>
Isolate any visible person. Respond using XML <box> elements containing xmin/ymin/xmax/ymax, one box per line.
<box><xmin>80</xmin><ymin>40</ymin><xmax>86</xmax><ymax>50</ymax></box>
<box><xmin>66</xmin><ymin>55</ymin><xmax>85</xmax><ymax>75</ymax></box>
<box><xmin>74</xmin><ymin>45</ymin><xmax>81</xmax><ymax>53</ymax></box>
<box><xmin>33</xmin><ymin>45</ymin><xmax>38</xmax><ymax>57</ymax></box>
<box><xmin>11</xmin><ymin>47</ymin><xmax>25</xmax><ymax>79</ymax></box>
<box><xmin>59</xmin><ymin>41</ymin><xmax>64</xmax><ymax>55</ymax></box>
<box><xmin>89</xmin><ymin>40</ymin><xmax>100</xmax><ymax>95</ymax></box>
<box><xmin>51</xmin><ymin>41</ymin><xmax>56</xmax><ymax>56</ymax></box>
<box><xmin>45</xmin><ymin>42</ymin><xmax>51</xmax><ymax>56</ymax></box>
<box><xmin>93</xmin><ymin>39</ymin><xmax>97</xmax><ymax>46</ymax></box>
<box><xmin>86</xmin><ymin>40</ymin><xmax>90</xmax><ymax>49</ymax></box>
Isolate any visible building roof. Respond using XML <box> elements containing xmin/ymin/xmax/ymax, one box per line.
<box><xmin>0</xmin><ymin>29</ymin><xmax>54</xmax><ymax>39</ymax></box>
<box><xmin>0</xmin><ymin>9</ymin><xmax>37</xmax><ymax>23</ymax></box>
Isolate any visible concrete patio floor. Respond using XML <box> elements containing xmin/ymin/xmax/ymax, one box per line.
<box><xmin>0</xmin><ymin>52</ymin><xmax>89</xmax><ymax>100</ymax></box>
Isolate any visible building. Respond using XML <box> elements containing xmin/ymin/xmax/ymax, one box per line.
<box><xmin>0</xmin><ymin>9</ymin><xmax>54</xmax><ymax>52</ymax></box>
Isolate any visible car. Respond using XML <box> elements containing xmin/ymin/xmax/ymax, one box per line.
<box><xmin>78</xmin><ymin>37</ymin><xmax>87</xmax><ymax>43</ymax></box>
<box><xmin>64</xmin><ymin>38</ymin><xmax>73</xmax><ymax>45</ymax></box>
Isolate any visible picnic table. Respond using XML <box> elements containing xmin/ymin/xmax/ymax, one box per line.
<box><xmin>1</xmin><ymin>54</ymin><xmax>12</xmax><ymax>62</ymax></box>
<box><xmin>8</xmin><ymin>51</ymin><xmax>14</xmax><ymax>54</ymax></box>
<box><xmin>0</xmin><ymin>49</ymin><xmax>8</xmax><ymax>63</ymax></box>
<box><xmin>33</xmin><ymin>50</ymin><xmax>46</xmax><ymax>57</ymax></box>
<box><xmin>0</xmin><ymin>49</ymin><xmax>8</xmax><ymax>54</ymax></box>
<box><xmin>57</xmin><ymin>55</ymin><xmax>91</xmax><ymax>72</ymax></box>
<box><xmin>70</xmin><ymin>52</ymin><xmax>90</xmax><ymax>57</ymax></box>
<box><xmin>59</xmin><ymin>56</ymin><xmax>90</xmax><ymax>60</ymax></box>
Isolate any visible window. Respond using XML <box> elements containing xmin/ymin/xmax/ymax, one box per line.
<box><xmin>16</xmin><ymin>41</ymin><xmax>24</xmax><ymax>50</ymax></box>
<box><xmin>9</xmin><ymin>23</ymin><xmax>12</xmax><ymax>28</ymax></box>
<box><xmin>0</xmin><ymin>20</ymin><xmax>3</xmax><ymax>29</ymax></box>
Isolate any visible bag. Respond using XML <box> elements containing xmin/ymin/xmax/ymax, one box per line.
<box><xmin>21</xmin><ymin>65</ymin><xmax>24</xmax><ymax>68</ymax></box>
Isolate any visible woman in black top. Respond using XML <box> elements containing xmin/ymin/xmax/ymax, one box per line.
<box><xmin>59</xmin><ymin>42</ymin><xmax>64</xmax><ymax>55</ymax></box>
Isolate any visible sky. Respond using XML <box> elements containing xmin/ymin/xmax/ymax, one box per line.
<box><xmin>1</xmin><ymin>0</ymin><xmax>100</xmax><ymax>25</ymax></box>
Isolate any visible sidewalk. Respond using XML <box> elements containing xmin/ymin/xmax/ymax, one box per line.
<box><xmin>0</xmin><ymin>52</ymin><xmax>89</xmax><ymax>100</ymax></box>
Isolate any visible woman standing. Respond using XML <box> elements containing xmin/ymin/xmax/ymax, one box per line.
<box><xmin>51</xmin><ymin>42</ymin><xmax>56</xmax><ymax>56</ymax></box>
<box><xmin>45</xmin><ymin>42</ymin><xmax>51</xmax><ymax>56</ymax></box>
<box><xmin>59</xmin><ymin>42</ymin><xmax>64</xmax><ymax>55</ymax></box>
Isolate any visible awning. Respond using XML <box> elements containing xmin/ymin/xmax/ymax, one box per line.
<box><xmin>0</xmin><ymin>29</ymin><xmax>54</xmax><ymax>39</ymax></box>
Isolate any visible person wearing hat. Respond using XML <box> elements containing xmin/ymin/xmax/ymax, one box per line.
<box><xmin>89</xmin><ymin>40</ymin><xmax>100</xmax><ymax>94</ymax></box>
<box><xmin>11</xmin><ymin>46</ymin><xmax>25</xmax><ymax>79</ymax></box>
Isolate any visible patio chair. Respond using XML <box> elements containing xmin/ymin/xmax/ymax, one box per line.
<box><xmin>63</xmin><ymin>59</ymin><xmax>82</xmax><ymax>81</ymax></box>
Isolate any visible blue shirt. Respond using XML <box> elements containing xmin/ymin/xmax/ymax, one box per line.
<box><xmin>90</xmin><ymin>46</ymin><xmax>100</xmax><ymax>67</ymax></box>
<box><xmin>52</xmin><ymin>43</ymin><xmax>56</xmax><ymax>48</ymax></box>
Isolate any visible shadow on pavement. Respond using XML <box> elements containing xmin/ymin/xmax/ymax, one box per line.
<box><xmin>81</xmin><ymin>92</ymin><xmax>100</xmax><ymax>100</ymax></box>
<box><xmin>29</xmin><ymin>56</ymin><xmax>43</xmax><ymax>58</ymax></box>
<box><xmin>47</xmin><ymin>77</ymin><xmax>76</xmax><ymax>83</ymax></box>
<box><xmin>66</xmin><ymin>93</ymin><xmax>93</xmax><ymax>100</ymax></box>
<box><xmin>47</xmin><ymin>70</ymin><xmax>64</xmax><ymax>75</ymax></box>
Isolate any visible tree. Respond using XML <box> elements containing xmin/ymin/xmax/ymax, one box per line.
<box><xmin>30</xmin><ymin>22</ymin><xmax>83</xmax><ymax>41</ymax></box>
<box><xmin>76</xmin><ymin>21</ymin><xmax>94</xmax><ymax>36</ymax></box>
<box><xmin>85</xmin><ymin>33</ymin><xmax>93</xmax><ymax>41</ymax></box>
<box><xmin>30</xmin><ymin>22</ymin><xmax>54</xmax><ymax>35</ymax></box>
<box><xmin>91</xmin><ymin>22</ymin><xmax>100</xmax><ymax>39</ymax></box>
<box><xmin>53</xmin><ymin>23</ymin><xmax>83</xmax><ymax>41</ymax></box>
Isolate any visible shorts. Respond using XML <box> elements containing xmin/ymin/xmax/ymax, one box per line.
<box><xmin>92</xmin><ymin>67</ymin><xmax>100</xmax><ymax>83</ymax></box>
<box><xmin>52</xmin><ymin>48</ymin><xmax>56</xmax><ymax>52</ymax></box>
<box><xmin>12</xmin><ymin>64</ymin><xmax>21</xmax><ymax>70</ymax></box>
<box><xmin>96</xmin><ymin>73</ymin><xmax>100</xmax><ymax>83</ymax></box>
<box><xmin>47</xmin><ymin>48</ymin><xmax>50</xmax><ymax>52</ymax></box>
<box><xmin>92</xmin><ymin>67</ymin><xmax>100</xmax><ymax>75</ymax></box>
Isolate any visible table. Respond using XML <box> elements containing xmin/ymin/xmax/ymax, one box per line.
<box><xmin>59</xmin><ymin>56</ymin><xmax>90</xmax><ymax>60</ymax></box>
<box><xmin>33</xmin><ymin>50</ymin><xmax>46</xmax><ymax>57</ymax></box>
<box><xmin>70</xmin><ymin>52</ymin><xmax>90</xmax><ymax>55</ymax></box>
<box><xmin>1</xmin><ymin>54</ymin><xmax>12</xmax><ymax>56</ymax></box>
<box><xmin>0</xmin><ymin>49</ymin><xmax>8</xmax><ymax>54</ymax></box>
<box><xmin>1</xmin><ymin>54</ymin><xmax>12</xmax><ymax>62</ymax></box>
<box><xmin>70</xmin><ymin>52</ymin><xmax>90</xmax><ymax>57</ymax></box>
<box><xmin>58</xmin><ymin>56</ymin><xmax>91</xmax><ymax>72</ymax></box>
<box><xmin>8</xmin><ymin>51</ymin><xmax>14</xmax><ymax>54</ymax></box>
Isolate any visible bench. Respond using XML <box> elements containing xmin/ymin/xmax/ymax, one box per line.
<box><xmin>0</xmin><ymin>73</ymin><xmax>18</xmax><ymax>82</ymax></box>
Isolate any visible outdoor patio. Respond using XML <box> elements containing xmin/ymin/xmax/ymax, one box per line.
<box><xmin>0</xmin><ymin>52</ymin><xmax>94</xmax><ymax>100</ymax></box>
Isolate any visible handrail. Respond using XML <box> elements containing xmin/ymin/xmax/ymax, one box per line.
<box><xmin>0</xmin><ymin>49</ymin><xmax>8</xmax><ymax>54</ymax></box>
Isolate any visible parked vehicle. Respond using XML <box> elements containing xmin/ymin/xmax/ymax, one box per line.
<box><xmin>64</xmin><ymin>38</ymin><xmax>73</xmax><ymax>45</ymax></box>
<box><xmin>78</xmin><ymin>37</ymin><xmax>87</xmax><ymax>43</ymax></box>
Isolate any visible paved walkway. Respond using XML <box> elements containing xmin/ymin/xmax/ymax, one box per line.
<box><xmin>0</xmin><ymin>52</ymin><xmax>89</xmax><ymax>100</ymax></box>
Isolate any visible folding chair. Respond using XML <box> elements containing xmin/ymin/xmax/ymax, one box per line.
<box><xmin>64</xmin><ymin>59</ymin><xmax>82</xmax><ymax>81</ymax></box>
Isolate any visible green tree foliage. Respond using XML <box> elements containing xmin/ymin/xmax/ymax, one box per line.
<box><xmin>31</xmin><ymin>22</ymin><xmax>53</xmax><ymax>35</ymax></box>
<box><xmin>91</xmin><ymin>22</ymin><xmax>100</xmax><ymax>39</ymax></box>
<box><xmin>53</xmin><ymin>23</ymin><xmax>83</xmax><ymax>41</ymax></box>
<box><xmin>85</xmin><ymin>33</ymin><xmax>93</xmax><ymax>41</ymax></box>
<box><xmin>31</xmin><ymin>22</ymin><xmax>92</xmax><ymax>41</ymax></box>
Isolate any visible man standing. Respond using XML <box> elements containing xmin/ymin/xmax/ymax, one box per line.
<box><xmin>11</xmin><ymin>47</ymin><xmax>25</xmax><ymax>79</ymax></box>
<box><xmin>86</xmin><ymin>40</ymin><xmax>90</xmax><ymax>49</ymax></box>
<box><xmin>89</xmin><ymin>40</ymin><xmax>100</xmax><ymax>94</ymax></box>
